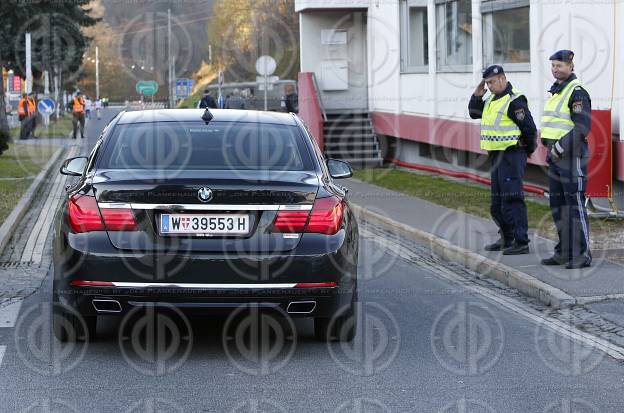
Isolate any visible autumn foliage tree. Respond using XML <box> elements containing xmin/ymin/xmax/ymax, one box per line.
<box><xmin>207</xmin><ymin>0</ymin><xmax>299</xmax><ymax>83</ymax></box>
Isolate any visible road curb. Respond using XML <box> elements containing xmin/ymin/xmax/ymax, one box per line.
<box><xmin>0</xmin><ymin>145</ymin><xmax>66</xmax><ymax>256</ymax></box>
<box><xmin>352</xmin><ymin>203</ymin><xmax>577</xmax><ymax>309</ymax></box>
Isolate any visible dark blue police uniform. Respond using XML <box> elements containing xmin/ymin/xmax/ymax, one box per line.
<box><xmin>542</xmin><ymin>71</ymin><xmax>592</xmax><ymax>268</ymax></box>
<box><xmin>469</xmin><ymin>70</ymin><xmax>537</xmax><ymax>254</ymax></box>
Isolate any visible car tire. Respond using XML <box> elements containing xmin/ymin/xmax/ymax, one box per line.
<box><xmin>53</xmin><ymin>309</ymin><xmax>97</xmax><ymax>343</ymax></box>
<box><xmin>314</xmin><ymin>291</ymin><xmax>358</xmax><ymax>342</ymax></box>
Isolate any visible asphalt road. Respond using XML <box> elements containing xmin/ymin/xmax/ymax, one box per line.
<box><xmin>0</xmin><ymin>108</ymin><xmax>623</xmax><ymax>412</ymax></box>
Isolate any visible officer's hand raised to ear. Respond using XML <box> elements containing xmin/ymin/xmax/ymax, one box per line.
<box><xmin>474</xmin><ymin>79</ymin><xmax>487</xmax><ymax>97</ymax></box>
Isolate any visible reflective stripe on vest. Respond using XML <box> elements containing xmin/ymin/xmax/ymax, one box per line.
<box><xmin>540</xmin><ymin>79</ymin><xmax>583</xmax><ymax>141</ymax></box>
<box><xmin>26</xmin><ymin>98</ymin><xmax>36</xmax><ymax>115</ymax></box>
<box><xmin>480</xmin><ymin>88</ymin><xmax>523</xmax><ymax>151</ymax></box>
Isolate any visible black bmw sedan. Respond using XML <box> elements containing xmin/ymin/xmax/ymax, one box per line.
<box><xmin>53</xmin><ymin>109</ymin><xmax>358</xmax><ymax>343</ymax></box>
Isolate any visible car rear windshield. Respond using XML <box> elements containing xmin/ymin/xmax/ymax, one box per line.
<box><xmin>97</xmin><ymin>121</ymin><xmax>314</xmax><ymax>171</ymax></box>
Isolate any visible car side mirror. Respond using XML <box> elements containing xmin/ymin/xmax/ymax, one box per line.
<box><xmin>60</xmin><ymin>156</ymin><xmax>88</xmax><ymax>176</ymax></box>
<box><xmin>327</xmin><ymin>159</ymin><xmax>353</xmax><ymax>179</ymax></box>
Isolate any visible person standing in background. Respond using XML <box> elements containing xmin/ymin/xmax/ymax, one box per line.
<box><xmin>95</xmin><ymin>98</ymin><xmax>102</xmax><ymax>120</ymax></box>
<box><xmin>226</xmin><ymin>89</ymin><xmax>245</xmax><ymax>109</ymax></box>
<box><xmin>72</xmin><ymin>92</ymin><xmax>86</xmax><ymax>139</ymax></box>
<box><xmin>84</xmin><ymin>96</ymin><xmax>92</xmax><ymax>120</ymax></box>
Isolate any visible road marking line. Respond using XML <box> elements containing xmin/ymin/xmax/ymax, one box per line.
<box><xmin>0</xmin><ymin>346</ymin><xmax>5</xmax><ymax>367</ymax></box>
<box><xmin>363</xmin><ymin>229</ymin><xmax>624</xmax><ymax>361</ymax></box>
<box><xmin>0</xmin><ymin>301</ymin><xmax>22</xmax><ymax>328</ymax></box>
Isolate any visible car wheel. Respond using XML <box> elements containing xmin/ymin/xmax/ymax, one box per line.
<box><xmin>314</xmin><ymin>291</ymin><xmax>358</xmax><ymax>342</ymax></box>
<box><xmin>53</xmin><ymin>308</ymin><xmax>97</xmax><ymax>343</ymax></box>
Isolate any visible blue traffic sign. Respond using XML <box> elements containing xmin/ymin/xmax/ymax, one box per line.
<box><xmin>176</xmin><ymin>78</ymin><xmax>193</xmax><ymax>99</ymax></box>
<box><xmin>38</xmin><ymin>98</ymin><xmax>55</xmax><ymax>115</ymax></box>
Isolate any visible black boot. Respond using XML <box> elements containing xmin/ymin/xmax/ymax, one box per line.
<box><xmin>541</xmin><ymin>255</ymin><xmax>565</xmax><ymax>266</ymax></box>
<box><xmin>484</xmin><ymin>237</ymin><xmax>513</xmax><ymax>252</ymax></box>
<box><xmin>565</xmin><ymin>257</ymin><xmax>591</xmax><ymax>269</ymax></box>
<box><xmin>503</xmin><ymin>241</ymin><xmax>530</xmax><ymax>255</ymax></box>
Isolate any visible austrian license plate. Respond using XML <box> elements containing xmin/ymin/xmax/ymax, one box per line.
<box><xmin>160</xmin><ymin>214</ymin><xmax>250</xmax><ymax>235</ymax></box>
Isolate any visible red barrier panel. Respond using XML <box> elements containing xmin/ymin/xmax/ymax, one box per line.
<box><xmin>587</xmin><ymin>110</ymin><xmax>612</xmax><ymax>198</ymax></box>
<box><xmin>297</xmin><ymin>73</ymin><xmax>324</xmax><ymax>152</ymax></box>
<box><xmin>616</xmin><ymin>141</ymin><xmax>624</xmax><ymax>182</ymax></box>
<box><xmin>371</xmin><ymin>110</ymin><xmax>615</xmax><ymax>196</ymax></box>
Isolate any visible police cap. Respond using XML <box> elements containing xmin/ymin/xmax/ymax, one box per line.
<box><xmin>482</xmin><ymin>65</ymin><xmax>505</xmax><ymax>79</ymax></box>
<box><xmin>549</xmin><ymin>50</ymin><xmax>574</xmax><ymax>63</ymax></box>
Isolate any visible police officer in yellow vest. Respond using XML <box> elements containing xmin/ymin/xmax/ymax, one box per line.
<box><xmin>469</xmin><ymin>65</ymin><xmax>537</xmax><ymax>255</ymax></box>
<box><xmin>540</xmin><ymin>50</ymin><xmax>592</xmax><ymax>269</ymax></box>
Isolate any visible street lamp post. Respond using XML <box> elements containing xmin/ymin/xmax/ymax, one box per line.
<box><xmin>95</xmin><ymin>46</ymin><xmax>100</xmax><ymax>100</ymax></box>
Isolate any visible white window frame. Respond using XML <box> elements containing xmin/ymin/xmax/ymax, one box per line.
<box><xmin>400</xmin><ymin>0</ymin><xmax>430</xmax><ymax>74</ymax></box>
<box><xmin>435</xmin><ymin>0</ymin><xmax>473</xmax><ymax>73</ymax></box>
<box><xmin>482</xmin><ymin>0</ymin><xmax>531</xmax><ymax>71</ymax></box>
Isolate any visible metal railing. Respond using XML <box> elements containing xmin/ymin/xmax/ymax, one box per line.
<box><xmin>311</xmin><ymin>72</ymin><xmax>328</xmax><ymax>122</ymax></box>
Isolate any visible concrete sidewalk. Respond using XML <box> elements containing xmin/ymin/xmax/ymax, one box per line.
<box><xmin>344</xmin><ymin>178</ymin><xmax>624</xmax><ymax>308</ymax></box>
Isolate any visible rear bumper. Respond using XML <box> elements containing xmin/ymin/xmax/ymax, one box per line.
<box><xmin>53</xmin><ymin>231</ymin><xmax>358</xmax><ymax>318</ymax></box>
<box><xmin>56</xmin><ymin>284</ymin><xmax>353</xmax><ymax>318</ymax></box>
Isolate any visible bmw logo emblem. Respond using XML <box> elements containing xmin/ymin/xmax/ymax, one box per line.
<box><xmin>197</xmin><ymin>187</ymin><xmax>213</xmax><ymax>203</ymax></box>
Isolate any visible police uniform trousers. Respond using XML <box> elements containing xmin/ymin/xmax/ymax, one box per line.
<box><xmin>548</xmin><ymin>155</ymin><xmax>591</xmax><ymax>262</ymax></box>
<box><xmin>489</xmin><ymin>146</ymin><xmax>529</xmax><ymax>244</ymax></box>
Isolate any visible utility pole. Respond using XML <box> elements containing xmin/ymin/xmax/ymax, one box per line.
<box><xmin>167</xmin><ymin>8</ymin><xmax>172</xmax><ymax>108</ymax></box>
<box><xmin>25</xmin><ymin>33</ymin><xmax>32</xmax><ymax>93</ymax></box>
<box><xmin>54</xmin><ymin>65</ymin><xmax>59</xmax><ymax>120</ymax></box>
<box><xmin>95</xmin><ymin>46</ymin><xmax>100</xmax><ymax>100</ymax></box>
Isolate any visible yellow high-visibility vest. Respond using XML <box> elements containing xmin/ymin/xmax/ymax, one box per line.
<box><xmin>480</xmin><ymin>88</ymin><xmax>523</xmax><ymax>151</ymax></box>
<box><xmin>541</xmin><ymin>79</ymin><xmax>585</xmax><ymax>141</ymax></box>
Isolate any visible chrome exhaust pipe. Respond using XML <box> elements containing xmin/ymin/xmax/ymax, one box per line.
<box><xmin>92</xmin><ymin>299</ymin><xmax>122</xmax><ymax>313</ymax></box>
<box><xmin>286</xmin><ymin>301</ymin><xmax>316</xmax><ymax>314</ymax></box>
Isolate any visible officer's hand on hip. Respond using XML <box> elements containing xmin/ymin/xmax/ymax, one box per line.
<box><xmin>550</xmin><ymin>146</ymin><xmax>561</xmax><ymax>161</ymax></box>
<box><xmin>474</xmin><ymin>80</ymin><xmax>487</xmax><ymax>97</ymax></box>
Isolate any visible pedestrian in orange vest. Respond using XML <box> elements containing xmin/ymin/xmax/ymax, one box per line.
<box><xmin>18</xmin><ymin>93</ymin><xmax>31</xmax><ymax>140</ymax></box>
<box><xmin>72</xmin><ymin>92</ymin><xmax>86</xmax><ymax>139</ymax></box>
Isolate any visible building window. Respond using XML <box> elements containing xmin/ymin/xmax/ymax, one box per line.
<box><xmin>435</xmin><ymin>0</ymin><xmax>473</xmax><ymax>72</ymax></box>
<box><xmin>482</xmin><ymin>1</ymin><xmax>530</xmax><ymax>69</ymax></box>
<box><xmin>400</xmin><ymin>0</ymin><xmax>429</xmax><ymax>73</ymax></box>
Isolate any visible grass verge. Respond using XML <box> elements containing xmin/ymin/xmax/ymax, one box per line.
<box><xmin>0</xmin><ymin>144</ymin><xmax>59</xmax><ymax>226</ymax></box>
<box><xmin>10</xmin><ymin>114</ymin><xmax>74</xmax><ymax>139</ymax></box>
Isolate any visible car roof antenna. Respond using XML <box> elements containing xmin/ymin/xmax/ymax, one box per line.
<box><xmin>202</xmin><ymin>108</ymin><xmax>214</xmax><ymax>124</ymax></box>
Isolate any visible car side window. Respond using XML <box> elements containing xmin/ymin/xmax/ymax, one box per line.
<box><xmin>86</xmin><ymin>140</ymin><xmax>102</xmax><ymax>175</ymax></box>
<box><xmin>301</xmin><ymin>121</ymin><xmax>330</xmax><ymax>180</ymax></box>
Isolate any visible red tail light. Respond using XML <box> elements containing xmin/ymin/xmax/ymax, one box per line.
<box><xmin>273</xmin><ymin>210</ymin><xmax>310</xmax><ymax>233</ymax></box>
<box><xmin>101</xmin><ymin>208</ymin><xmax>138</xmax><ymax>231</ymax></box>
<box><xmin>294</xmin><ymin>282</ymin><xmax>337</xmax><ymax>288</ymax></box>
<box><xmin>306</xmin><ymin>196</ymin><xmax>344</xmax><ymax>235</ymax></box>
<box><xmin>68</xmin><ymin>195</ymin><xmax>105</xmax><ymax>233</ymax></box>
<box><xmin>272</xmin><ymin>196</ymin><xmax>344</xmax><ymax>235</ymax></box>
<box><xmin>70</xmin><ymin>280</ymin><xmax>114</xmax><ymax>287</ymax></box>
<box><xmin>68</xmin><ymin>195</ymin><xmax>137</xmax><ymax>233</ymax></box>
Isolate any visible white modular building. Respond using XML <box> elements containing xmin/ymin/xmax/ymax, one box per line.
<box><xmin>295</xmin><ymin>0</ymin><xmax>624</xmax><ymax>201</ymax></box>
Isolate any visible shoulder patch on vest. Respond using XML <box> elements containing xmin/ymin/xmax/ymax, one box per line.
<box><xmin>514</xmin><ymin>108</ymin><xmax>525</xmax><ymax>121</ymax></box>
<box><xmin>572</xmin><ymin>101</ymin><xmax>583</xmax><ymax>113</ymax></box>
